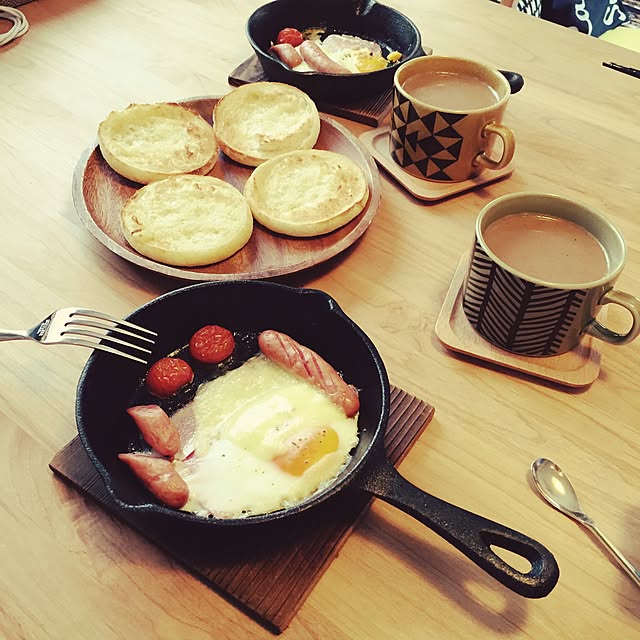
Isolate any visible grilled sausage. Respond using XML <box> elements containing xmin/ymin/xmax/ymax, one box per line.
<box><xmin>298</xmin><ymin>40</ymin><xmax>350</xmax><ymax>74</ymax></box>
<box><xmin>258</xmin><ymin>330</ymin><xmax>360</xmax><ymax>417</ymax></box>
<box><xmin>269</xmin><ymin>43</ymin><xmax>303</xmax><ymax>68</ymax></box>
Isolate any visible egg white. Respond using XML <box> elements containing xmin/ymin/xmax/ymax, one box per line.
<box><xmin>173</xmin><ymin>354</ymin><xmax>359</xmax><ymax>518</ymax></box>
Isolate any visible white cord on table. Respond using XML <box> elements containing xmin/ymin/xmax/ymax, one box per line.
<box><xmin>0</xmin><ymin>6</ymin><xmax>29</xmax><ymax>46</ymax></box>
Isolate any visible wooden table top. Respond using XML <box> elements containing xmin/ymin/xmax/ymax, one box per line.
<box><xmin>2</xmin><ymin>0</ymin><xmax>639</xmax><ymax>638</ymax></box>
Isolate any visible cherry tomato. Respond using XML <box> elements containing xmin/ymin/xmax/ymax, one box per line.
<box><xmin>146</xmin><ymin>357</ymin><xmax>194</xmax><ymax>398</ymax></box>
<box><xmin>276</xmin><ymin>28</ymin><xmax>304</xmax><ymax>47</ymax></box>
<box><xmin>189</xmin><ymin>325</ymin><xmax>235</xmax><ymax>364</ymax></box>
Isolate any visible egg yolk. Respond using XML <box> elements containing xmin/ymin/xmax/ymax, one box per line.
<box><xmin>354</xmin><ymin>53</ymin><xmax>388</xmax><ymax>73</ymax></box>
<box><xmin>273</xmin><ymin>426</ymin><xmax>339</xmax><ymax>476</ymax></box>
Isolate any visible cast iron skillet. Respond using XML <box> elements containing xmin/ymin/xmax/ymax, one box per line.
<box><xmin>75</xmin><ymin>280</ymin><xmax>558</xmax><ymax>598</ymax></box>
<box><xmin>246</xmin><ymin>0</ymin><xmax>524</xmax><ymax>102</ymax></box>
<box><xmin>246</xmin><ymin>0</ymin><xmax>424</xmax><ymax>101</ymax></box>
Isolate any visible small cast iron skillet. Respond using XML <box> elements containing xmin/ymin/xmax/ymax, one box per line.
<box><xmin>75</xmin><ymin>281</ymin><xmax>558</xmax><ymax>598</ymax></box>
<box><xmin>246</xmin><ymin>0</ymin><xmax>424</xmax><ymax>101</ymax></box>
<box><xmin>246</xmin><ymin>0</ymin><xmax>525</xmax><ymax>102</ymax></box>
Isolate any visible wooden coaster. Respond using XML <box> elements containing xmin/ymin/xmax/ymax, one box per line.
<box><xmin>49</xmin><ymin>386</ymin><xmax>434</xmax><ymax>634</ymax></box>
<box><xmin>228</xmin><ymin>56</ymin><xmax>393</xmax><ymax>127</ymax></box>
<box><xmin>435</xmin><ymin>254</ymin><xmax>602</xmax><ymax>387</ymax></box>
<box><xmin>359</xmin><ymin>127</ymin><xmax>515</xmax><ymax>202</ymax></box>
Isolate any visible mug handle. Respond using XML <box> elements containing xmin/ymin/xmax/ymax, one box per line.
<box><xmin>584</xmin><ymin>289</ymin><xmax>640</xmax><ymax>345</ymax></box>
<box><xmin>474</xmin><ymin>122</ymin><xmax>516</xmax><ymax>171</ymax></box>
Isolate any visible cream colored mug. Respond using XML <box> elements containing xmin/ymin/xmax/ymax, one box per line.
<box><xmin>390</xmin><ymin>56</ymin><xmax>516</xmax><ymax>182</ymax></box>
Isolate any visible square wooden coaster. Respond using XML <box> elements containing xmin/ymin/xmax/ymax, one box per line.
<box><xmin>359</xmin><ymin>127</ymin><xmax>515</xmax><ymax>202</ymax></box>
<box><xmin>435</xmin><ymin>254</ymin><xmax>602</xmax><ymax>387</ymax></box>
<box><xmin>49</xmin><ymin>386</ymin><xmax>434</xmax><ymax>633</ymax></box>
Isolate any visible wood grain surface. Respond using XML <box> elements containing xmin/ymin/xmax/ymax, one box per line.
<box><xmin>73</xmin><ymin>98</ymin><xmax>382</xmax><ymax>281</ymax></box>
<box><xmin>2</xmin><ymin>1</ymin><xmax>640</xmax><ymax>639</ymax></box>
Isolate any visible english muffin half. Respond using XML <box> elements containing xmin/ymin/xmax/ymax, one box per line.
<box><xmin>213</xmin><ymin>83</ymin><xmax>320</xmax><ymax>167</ymax></box>
<box><xmin>120</xmin><ymin>175</ymin><xmax>253</xmax><ymax>267</ymax></box>
<box><xmin>98</xmin><ymin>103</ymin><xmax>218</xmax><ymax>184</ymax></box>
<box><xmin>244</xmin><ymin>149</ymin><xmax>369</xmax><ymax>237</ymax></box>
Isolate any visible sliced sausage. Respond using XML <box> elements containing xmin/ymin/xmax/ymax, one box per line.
<box><xmin>126</xmin><ymin>404</ymin><xmax>180</xmax><ymax>457</ymax></box>
<box><xmin>118</xmin><ymin>453</ymin><xmax>189</xmax><ymax>509</ymax></box>
<box><xmin>258</xmin><ymin>330</ymin><xmax>360</xmax><ymax>417</ymax></box>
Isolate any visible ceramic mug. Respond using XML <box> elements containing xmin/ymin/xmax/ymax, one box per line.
<box><xmin>390</xmin><ymin>56</ymin><xmax>516</xmax><ymax>182</ymax></box>
<box><xmin>462</xmin><ymin>192</ymin><xmax>640</xmax><ymax>356</ymax></box>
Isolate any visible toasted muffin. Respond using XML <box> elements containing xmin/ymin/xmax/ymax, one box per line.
<box><xmin>98</xmin><ymin>103</ymin><xmax>218</xmax><ymax>184</ymax></box>
<box><xmin>243</xmin><ymin>149</ymin><xmax>369</xmax><ymax>237</ymax></box>
<box><xmin>213</xmin><ymin>83</ymin><xmax>320</xmax><ymax>167</ymax></box>
<box><xmin>120</xmin><ymin>175</ymin><xmax>253</xmax><ymax>267</ymax></box>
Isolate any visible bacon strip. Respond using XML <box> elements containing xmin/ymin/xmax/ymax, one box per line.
<box><xmin>268</xmin><ymin>43</ymin><xmax>303</xmax><ymax>68</ymax></box>
<box><xmin>126</xmin><ymin>404</ymin><xmax>180</xmax><ymax>457</ymax></box>
<box><xmin>118</xmin><ymin>453</ymin><xmax>189</xmax><ymax>509</ymax></box>
<box><xmin>258</xmin><ymin>330</ymin><xmax>360</xmax><ymax>417</ymax></box>
<box><xmin>298</xmin><ymin>40</ymin><xmax>351</xmax><ymax>74</ymax></box>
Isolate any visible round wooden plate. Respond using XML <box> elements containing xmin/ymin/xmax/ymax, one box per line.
<box><xmin>72</xmin><ymin>96</ymin><xmax>382</xmax><ymax>281</ymax></box>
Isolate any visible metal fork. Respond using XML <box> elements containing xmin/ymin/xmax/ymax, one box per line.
<box><xmin>0</xmin><ymin>307</ymin><xmax>157</xmax><ymax>364</ymax></box>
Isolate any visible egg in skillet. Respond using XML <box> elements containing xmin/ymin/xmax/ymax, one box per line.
<box><xmin>172</xmin><ymin>354</ymin><xmax>359</xmax><ymax>519</ymax></box>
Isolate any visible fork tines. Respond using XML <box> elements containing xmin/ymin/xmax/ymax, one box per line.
<box><xmin>61</xmin><ymin>309</ymin><xmax>157</xmax><ymax>364</ymax></box>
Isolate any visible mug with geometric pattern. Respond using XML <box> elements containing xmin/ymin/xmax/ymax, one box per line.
<box><xmin>462</xmin><ymin>193</ymin><xmax>640</xmax><ymax>356</ymax></box>
<box><xmin>390</xmin><ymin>56</ymin><xmax>516</xmax><ymax>183</ymax></box>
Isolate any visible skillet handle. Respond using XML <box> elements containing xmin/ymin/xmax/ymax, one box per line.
<box><xmin>353</xmin><ymin>453</ymin><xmax>559</xmax><ymax>598</ymax></box>
<box><xmin>499</xmin><ymin>69</ymin><xmax>525</xmax><ymax>94</ymax></box>
<box><xmin>352</xmin><ymin>0</ymin><xmax>377</xmax><ymax>16</ymax></box>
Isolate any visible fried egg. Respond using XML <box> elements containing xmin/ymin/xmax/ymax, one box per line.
<box><xmin>293</xmin><ymin>34</ymin><xmax>391</xmax><ymax>74</ymax></box>
<box><xmin>173</xmin><ymin>354</ymin><xmax>359</xmax><ymax>518</ymax></box>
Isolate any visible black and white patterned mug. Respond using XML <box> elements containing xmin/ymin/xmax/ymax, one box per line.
<box><xmin>390</xmin><ymin>56</ymin><xmax>516</xmax><ymax>182</ymax></box>
<box><xmin>462</xmin><ymin>193</ymin><xmax>640</xmax><ymax>356</ymax></box>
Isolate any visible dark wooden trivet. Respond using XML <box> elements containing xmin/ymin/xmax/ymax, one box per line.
<box><xmin>228</xmin><ymin>55</ymin><xmax>393</xmax><ymax>127</ymax></box>
<box><xmin>49</xmin><ymin>385</ymin><xmax>434</xmax><ymax>634</ymax></box>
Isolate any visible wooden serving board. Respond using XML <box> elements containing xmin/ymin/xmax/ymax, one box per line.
<box><xmin>49</xmin><ymin>386</ymin><xmax>434</xmax><ymax>634</ymax></box>
<box><xmin>72</xmin><ymin>97</ymin><xmax>382</xmax><ymax>282</ymax></box>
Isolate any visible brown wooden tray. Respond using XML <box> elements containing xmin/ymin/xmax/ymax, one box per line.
<box><xmin>72</xmin><ymin>96</ymin><xmax>382</xmax><ymax>282</ymax></box>
<box><xmin>49</xmin><ymin>386</ymin><xmax>434</xmax><ymax>634</ymax></box>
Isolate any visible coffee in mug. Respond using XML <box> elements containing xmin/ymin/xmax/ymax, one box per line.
<box><xmin>462</xmin><ymin>192</ymin><xmax>640</xmax><ymax>356</ymax></box>
<box><xmin>401</xmin><ymin>71</ymin><xmax>500</xmax><ymax>111</ymax></box>
<box><xmin>390</xmin><ymin>56</ymin><xmax>516</xmax><ymax>182</ymax></box>
<box><xmin>483</xmin><ymin>213</ymin><xmax>609</xmax><ymax>284</ymax></box>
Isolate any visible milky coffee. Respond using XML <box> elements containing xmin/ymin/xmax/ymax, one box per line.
<box><xmin>401</xmin><ymin>71</ymin><xmax>500</xmax><ymax>111</ymax></box>
<box><xmin>483</xmin><ymin>213</ymin><xmax>609</xmax><ymax>284</ymax></box>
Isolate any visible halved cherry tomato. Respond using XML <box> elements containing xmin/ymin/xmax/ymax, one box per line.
<box><xmin>146</xmin><ymin>357</ymin><xmax>194</xmax><ymax>398</ymax></box>
<box><xmin>276</xmin><ymin>27</ymin><xmax>304</xmax><ymax>47</ymax></box>
<box><xmin>189</xmin><ymin>325</ymin><xmax>235</xmax><ymax>364</ymax></box>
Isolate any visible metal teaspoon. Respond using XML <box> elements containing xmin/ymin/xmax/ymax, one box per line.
<box><xmin>530</xmin><ymin>457</ymin><xmax>640</xmax><ymax>588</ymax></box>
